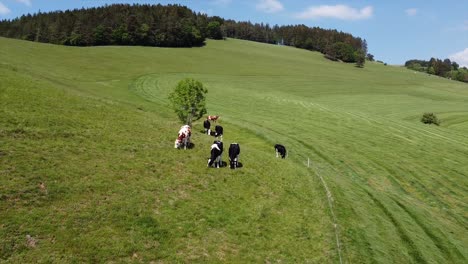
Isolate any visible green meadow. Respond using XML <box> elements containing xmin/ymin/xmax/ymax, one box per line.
<box><xmin>1</xmin><ymin>37</ymin><xmax>467</xmax><ymax>263</ymax></box>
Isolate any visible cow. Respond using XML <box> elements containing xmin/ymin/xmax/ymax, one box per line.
<box><xmin>207</xmin><ymin>115</ymin><xmax>220</xmax><ymax>122</ymax></box>
<box><xmin>214</xmin><ymin>125</ymin><xmax>223</xmax><ymax>140</ymax></box>
<box><xmin>174</xmin><ymin>125</ymin><xmax>191</xmax><ymax>149</ymax></box>
<box><xmin>274</xmin><ymin>144</ymin><xmax>287</xmax><ymax>159</ymax></box>
<box><xmin>203</xmin><ymin>119</ymin><xmax>211</xmax><ymax>135</ymax></box>
<box><xmin>208</xmin><ymin>141</ymin><xmax>223</xmax><ymax>168</ymax></box>
<box><xmin>174</xmin><ymin>133</ymin><xmax>188</xmax><ymax>149</ymax></box>
<box><xmin>214</xmin><ymin>140</ymin><xmax>223</xmax><ymax>164</ymax></box>
<box><xmin>228</xmin><ymin>143</ymin><xmax>241</xmax><ymax>169</ymax></box>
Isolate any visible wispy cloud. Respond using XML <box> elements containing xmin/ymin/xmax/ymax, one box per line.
<box><xmin>211</xmin><ymin>0</ymin><xmax>231</xmax><ymax>7</ymax></box>
<box><xmin>256</xmin><ymin>0</ymin><xmax>284</xmax><ymax>13</ymax></box>
<box><xmin>450</xmin><ymin>48</ymin><xmax>468</xmax><ymax>68</ymax></box>
<box><xmin>460</xmin><ymin>20</ymin><xmax>468</xmax><ymax>31</ymax></box>
<box><xmin>16</xmin><ymin>0</ymin><xmax>31</xmax><ymax>7</ymax></box>
<box><xmin>295</xmin><ymin>5</ymin><xmax>373</xmax><ymax>20</ymax></box>
<box><xmin>0</xmin><ymin>2</ymin><xmax>11</xmax><ymax>15</ymax></box>
<box><xmin>405</xmin><ymin>8</ymin><xmax>418</xmax><ymax>16</ymax></box>
<box><xmin>446</xmin><ymin>20</ymin><xmax>468</xmax><ymax>32</ymax></box>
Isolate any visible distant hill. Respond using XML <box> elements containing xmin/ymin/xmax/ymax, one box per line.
<box><xmin>405</xmin><ymin>58</ymin><xmax>468</xmax><ymax>83</ymax></box>
<box><xmin>0</xmin><ymin>3</ymin><xmax>366</xmax><ymax>62</ymax></box>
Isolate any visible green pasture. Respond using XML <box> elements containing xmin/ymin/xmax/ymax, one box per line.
<box><xmin>1</xmin><ymin>37</ymin><xmax>467</xmax><ymax>263</ymax></box>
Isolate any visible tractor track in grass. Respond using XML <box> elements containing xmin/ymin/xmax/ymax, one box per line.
<box><xmin>269</xmin><ymin>95</ymin><xmax>468</xmax><ymax>148</ymax></box>
<box><xmin>392</xmin><ymin>198</ymin><xmax>466</xmax><ymax>262</ymax></box>
<box><xmin>364</xmin><ymin>190</ymin><xmax>428</xmax><ymax>264</ymax></box>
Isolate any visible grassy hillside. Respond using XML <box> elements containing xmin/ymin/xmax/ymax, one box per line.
<box><xmin>1</xmin><ymin>37</ymin><xmax>467</xmax><ymax>263</ymax></box>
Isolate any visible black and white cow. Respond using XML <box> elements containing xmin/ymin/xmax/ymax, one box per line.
<box><xmin>228</xmin><ymin>143</ymin><xmax>240</xmax><ymax>169</ymax></box>
<box><xmin>208</xmin><ymin>141</ymin><xmax>223</xmax><ymax>168</ymax></box>
<box><xmin>203</xmin><ymin>119</ymin><xmax>211</xmax><ymax>135</ymax></box>
<box><xmin>274</xmin><ymin>144</ymin><xmax>287</xmax><ymax>159</ymax></box>
<box><xmin>214</xmin><ymin>125</ymin><xmax>223</xmax><ymax>140</ymax></box>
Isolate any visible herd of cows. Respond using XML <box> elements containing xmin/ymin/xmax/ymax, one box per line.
<box><xmin>174</xmin><ymin>115</ymin><xmax>287</xmax><ymax>169</ymax></box>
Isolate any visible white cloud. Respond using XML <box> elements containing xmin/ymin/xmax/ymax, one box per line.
<box><xmin>256</xmin><ymin>0</ymin><xmax>284</xmax><ymax>14</ymax></box>
<box><xmin>0</xmin><ymin>2</ymin><xmax>11</xmax><ymax>15</ymax></box>
<box><xmin>405</xmin><ymin>8</ymin><xmax>418</xmax><ymax>16</ymax></box>
<box><xmin>449</xmin><ymin>48</ymin><xmax>468</xmax><ymax>68</ymax></box>
<box><xmin>295</xmin><ymin>5</ymin><xmax>373</xmax><ymax>20</ymax></box>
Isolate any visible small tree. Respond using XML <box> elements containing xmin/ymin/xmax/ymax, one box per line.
<box><xmin>355</xmin><ymin>50</ymin><xmax>366</xmax><ymax>68</ymax></box>
<box><xmin>421</xmin><ymin>113</ymin><xmax>440</xmax><ymax>126</ymax></box>
<box><xmin>169</xmin><ymin>78</ymin><xmax>208</xmax><ymax>126</ymax></box>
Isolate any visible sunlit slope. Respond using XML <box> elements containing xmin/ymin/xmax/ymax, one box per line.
<box><xmin>1</xmin><ymin>37</ymin><xmax>467</xmax><ymax>263</ymax></box>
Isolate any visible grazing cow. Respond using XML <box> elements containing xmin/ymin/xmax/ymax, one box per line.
<box><xmin>207</xmin><ymin>115</ymin><xmax>220</xmax><ymax>122</ymax></box>
<box><xmin>274</xmin><ymin>144</ymin><xmax>287</xmax><ymax>159</ymax></box>
<box><xmin>203</xmin><ymin>119</ymin><xmax>211</xmax><ymax>135</ymax></box>
<box><xmin>174</xmin><ymin>125</ymin><xmax>191</xmax><ymax>149</ymax></box>
<box><xmin>214</xmin><ymin>125</ymin><xmax>223</xmax><ymax>140</ymax></box>
<box><xmin>174</xmin><ymin>133</ymin><xmax>188</xmax><ymax>149</ymax></box>
<box><xmin>208</xmin><ymin>141</ymin><xmax>223</xmax><ymax>168</ymax></box>
<box><xmin>228</xmin><ymin>143</ymin><xmax>241</xmax><ymax>169</ymax></box>
<box><xmin>214</xmin><ymin>140</ymin><xmax>223</xmax><ymax>163</ymax></box>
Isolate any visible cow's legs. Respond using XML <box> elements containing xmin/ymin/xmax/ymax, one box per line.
<box><xmin>208</xmin><ymin>152</ymin><xmax>216</xmax><ymax>167</ymax></box>
<box><xmin>276</xmin><ymin>149</ymin><xmax>279</xmax><ymax>158</ymax></box>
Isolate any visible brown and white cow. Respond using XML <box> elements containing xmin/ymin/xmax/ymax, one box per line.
<box><xmin>207</xmin><ymin>115</ymin><xmax>220</xmax><ymax>122</ymax></box>
<box><xmin>174</xmin><ymin>125</ymin><xmax>191</xmax><ymax>149</ymax></box>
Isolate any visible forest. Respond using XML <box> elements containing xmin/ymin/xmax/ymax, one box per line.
<box><xmin>405</xmin><ymin>58</ymin><xmax>468</xmax><ymax>83</ymax></box>
<box><xmin>0</xmin><ymin>3</ymin><xmax>367</xmax><ymax>63</ymax></box>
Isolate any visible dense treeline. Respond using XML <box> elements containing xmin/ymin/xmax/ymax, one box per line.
<box><xmin>405</xmin><ymin>58</ymin><xmax>468</xmax><ymax>83</ymax></box>
<box><xmin>222</xmin><ymin>20</ymin><xmax>367</xmax><ymax>63</ymax></box>
<box><xmin>0</xmin><ymin>4</ymin><xmax>206</xmax><ymax>47</ymax></box>
<box><xmin>0</xmin><ymin>3</ymin><xmax>366</xmax><ymax>62</ymax></box>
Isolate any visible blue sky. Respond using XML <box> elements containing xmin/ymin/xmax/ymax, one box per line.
<box><xmin>0</xmin><ymin>0</ymin><xmax>467</xmax><ymax>66</ymax></box>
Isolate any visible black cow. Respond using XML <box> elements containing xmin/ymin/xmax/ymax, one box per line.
<box><xmin>275</xmin><ymin>144</ymin><xmax>287</xmax><ymax>159</ymax></box>
<box><xmin>229</xmin><ymin>143</ymin><xmax>241</xmax><ymax>169</ymax></box>
<box><xmin>208</xmin><ymin>141</ymin><xmax>223</xmax><ymax>168</ymax></box>
<box><xmin>203</xmin><ymin>119</ymin><xmax>211</xmax><ymax>135</ymax></box>
<box><xmin>214</xmin><ymin>125</ymin><xmax>223</xmax><ymax>140</ymax></box>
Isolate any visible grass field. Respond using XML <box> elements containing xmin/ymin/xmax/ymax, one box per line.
<box><xmin>1</xmin><ymin>37</ymin><xmax>467</xmax><ymax>263</ymax></box>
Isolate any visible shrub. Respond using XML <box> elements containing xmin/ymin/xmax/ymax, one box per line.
<box><xmin>421</xmin><ymin>113</ymin><xmax>440</xmax><ymax>126</ymax></box>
